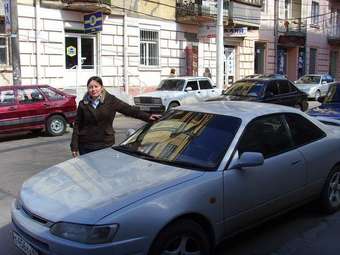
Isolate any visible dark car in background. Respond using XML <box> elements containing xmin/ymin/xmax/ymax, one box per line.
<box><xmin>307</xmin><ymin>82</ymin><xmax>340</xmax><ymax>124</ymax></box>
<box><xmin>209</xmin><ymin>77</ymin><xmax>308</xmax><ymax>111</ymax></box>
<box><xmin>0</xmin><ymin>85</ymin><xmax>77</xmax><ymax>136</ymax></box>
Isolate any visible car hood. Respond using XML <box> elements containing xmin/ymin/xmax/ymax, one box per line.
<box><xmin>137</xmin><ymin>90</ymin><xmax>183</xmax><ymax>99</ymax></box>
<box><xmin>307</xmin><ymin>103</ymin><xmax>340</xmax><ymax>119</ymax></box>
<box><xmin>20</xmin><ymin>148</ymin><xmax>203</xmax><ymax>224</ymax></box>
<box><xmin>295</xmin><ymin>84</ymin><xmax>317</xmax><ymax>90</ymax></box>
<box><xmin>206</xmin><ymin>95</ymin><xmax>259</xmax><ymax>101</ymax></box>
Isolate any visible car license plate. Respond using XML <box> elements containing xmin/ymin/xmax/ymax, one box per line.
<box><xmin>140</xmin><ymin>106</ymin><xmax>150</xmax><ymax>111</ymax></box>
<box><xmin>13</xmin><ymin>231</ymin><xmax>39</xmax><ymax>255</ymax></box>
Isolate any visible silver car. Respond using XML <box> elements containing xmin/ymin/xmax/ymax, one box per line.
<box><xmin>11</xmin><ymin>101</ymin><xmax>340</xmax><ymax>255</ymax></box>
<box><xmin>294</xmin><ymin>74</ymin><xmax>334</xmax><ymax>100</ymax></box>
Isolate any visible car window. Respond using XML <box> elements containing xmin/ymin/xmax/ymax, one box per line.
<box><xmin>40</xmin><ymin>87</ymin><xmax>64</xmax><ymax>100</ymax></box>
<box><xmin>324</xmin><ymin>84</ymin><xmax>340</xmax><ymax>103</ymax></box>
<box><xmin>157</xmin><ymin>79</ymin><xmax>185</xmax><ymax>91</ymax></box>
<box><xmin>116</xmin><ymin>110</ymin><xmax>242</xmax><ymax>170</ymax></box>
<box><xmin>0</xmin><ymin>89</ymin><xmax>15</xmax><ymax>105</ymax></box>
<box><xmin>18</xmin><ymin>88</ymin><xmax>45</xmax><ymax>104</ymax></box>
<box><xmin>296</xmin><ymin>75</ymin><xmax>321</xmax><ymax>84</ymax></box>
<box><xmin>186</xmin><ymin>81</ymin><xmax>199</xmax><ymax>91</ymax></box>
<box><xmin>285</xmin><ymin>113</ymin><xmax>325</xmax><ymax>147</ymax></box>
<box><xmin>265</xmin><ymin>81</ymin><xmax>279</xmax><ymax>96</ymax></box>
<box><xmin>238</xmin><ymin>114</ymin><xmax>293</xmax><ymax>158</ymax></box>
<box><xmin>224</xmin><ymin>81</ymin><xmax>265</xmax><ymax>97</ymax></box>
<box><xmin>199</xmin><ymin>80</ymin><xmax>213</xmax><ymax>90</ymax></box>
<box><xmin>277</xmin><ymin>80</ymin><xmax>290</xmax><ymax>94</ymax></box>
<box><xmin>289</xmin><ymin>82</ymin><xmax>298</xmax><ymax>92</ymax></box>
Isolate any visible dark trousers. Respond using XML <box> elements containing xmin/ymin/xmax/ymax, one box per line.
<box><xmin>78</xmin><ymin>145</ymin><xmax>103</xmax><ymax>156</ymax></box>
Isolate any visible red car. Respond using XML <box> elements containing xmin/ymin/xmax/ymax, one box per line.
<box><xmin>0</xmin><ymin>85</ymin><xmax>77</xmax><ymax>136</ymax></box>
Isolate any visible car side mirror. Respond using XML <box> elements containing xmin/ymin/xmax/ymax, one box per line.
<box><xmin>322</xmin><ymin>81</ymin><xmax>327</xmax><ymax>85</ymax></box>
<box><xmin>231</xmin><ymin>152</ymin><xmax>264</xmax><ymax>169</ymax></box>
<box><xmin>317</xmin><ymin>96</ymin><xmax>325</xmax><ymax>103</ymax></box>
<box><xmin>185</xmin><ymin>87</ymin><xmax>192</xmax><ymax>92</ymax></box>
<box><xmin>126</xmin><ymin>128</ymin><xmax>136</xmax><ymax>138</ymax></box>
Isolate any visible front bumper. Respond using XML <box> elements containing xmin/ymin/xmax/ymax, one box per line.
<box><xmin>11</xmin><ymin>201</ymin><xmax>147</xmax><ymax>255</ymax></box>
<box><xmin>135</xmin><ymin>104</ymin><xmax>165</xmax><ymax>113</ymax></box>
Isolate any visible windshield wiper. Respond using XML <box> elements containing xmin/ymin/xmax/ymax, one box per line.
<box><xmin>113</xmin><ymin>145</ymin><xmax>156</xmax><ymax>160</ymax></box>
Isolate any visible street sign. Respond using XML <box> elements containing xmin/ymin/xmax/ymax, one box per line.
<box><xmin>224</xmin><ymin>27</ymin><xmax>248</xmax><ymax>37</ymax></box>
<box><xmin>84</xmin><ymin>11</ymin><xmax>103</xmax><ymax>34</ymax></box>
<box><xmin>4</xmin><ymin>0</ymin><xmax>11</xmax><ymax>33</ymax></box>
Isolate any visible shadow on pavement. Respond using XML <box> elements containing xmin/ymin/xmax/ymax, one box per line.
<box><xmin>0</xmin><ymin>130</ymin><xmax>72</xmax><ymax>143</ymax></box>
<box><xmin>0</xmin><ymin>223</ymin><xmax>20</xmax><ymax>255</ymax></box>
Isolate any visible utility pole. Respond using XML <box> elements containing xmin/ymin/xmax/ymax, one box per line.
<box><xmin>216</xmin><ymin>0</ymin><xmax>224</xmax><ymax>90</ymax></box>
<box><xmin>273</xmin><ymin>0</ymin><xmax>278</xmax><ymax>74</ymax></box>
<box><xmin>10</xmin><ymin>0</ymin><xmax>22</xmax><ymax>85</ymax></box>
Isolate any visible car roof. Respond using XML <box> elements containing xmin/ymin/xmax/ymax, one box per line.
<box><xmin>0</xmin><ymin>85</ymin><xmax>50</xmax><ymax>90</ymax></box>
<box><xmin>177</xmin><ymin>101</ymin><xmax>302</xmax><ymax>122</ymax></box>
<box><xmin>164</xmin><ymin>76</ymin><xmax>211</xmax><ymax>81</ymax></box>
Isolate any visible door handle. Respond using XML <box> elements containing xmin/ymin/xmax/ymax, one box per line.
<box><xmin>8</xmin><ymin>106</ymin><xmax>17</xmax><ymax>111</ymax></box>
<box><xmin>291</xmin><ymin>160</ymin><xmax>301</xmax><ymax>165</ymax></box>
<box><xmin>43</xmin><ymin>103</ymin><xmax>51</xmax><ymax>107</ymax></box>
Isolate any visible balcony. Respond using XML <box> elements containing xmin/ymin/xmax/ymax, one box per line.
<box><xmin>41</xmin><ymin>0</ymin><xmax>112</xmax><ymax>14</ymax></box>
<box><xmin>328</xmin><ymin>25</ymin><xmax>340</xmax><ymax>44</ymax></box>
<box><xmin>229</xmin><ymin>0</ymin><xmax>262</xmax><ymax>28</ymax></box>
<box><xmin>278</xmin><ymin>19</ymin><xmax>307</xmax><ymax>36</ymax></box>
<box><xmin>176</xmin><ymin>0</ymin><xmax>229</xmax><ymax>25</ymax></box>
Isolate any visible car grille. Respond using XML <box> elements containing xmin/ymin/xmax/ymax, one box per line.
<box><xmin>135</xmin><ymin>97</ymin><xmax>162</xmax><ymax>105</ymax></box>
<box><xmin>22</xmin><ymin>205</ymin><xmax>52</xmax><ymax>227</ymax></box>
<box><xmin>139</xmin><ymin>97</ymin><xmax>154</xmax><ymax>104</ymax></box>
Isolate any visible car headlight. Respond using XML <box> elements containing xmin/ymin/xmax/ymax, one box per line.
<box><xmin>50</xmin><ymin>222</ymin><xmax>119</xmax><ymax>244</ymax></box>
<box><xmin>134</xmin><ymin>97</ymin><xmax>141</xmax><ymax>104</ymax></box>
<box><xmin>152</xmin><ymin>97</ymin><xmax>162</xmax><ymax>104</ymax></box>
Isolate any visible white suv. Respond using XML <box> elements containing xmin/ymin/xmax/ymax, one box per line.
<box><xmin>134</xmin><ymin>77</ymin><xmax>221</xmax><ymax>112</ymax></box>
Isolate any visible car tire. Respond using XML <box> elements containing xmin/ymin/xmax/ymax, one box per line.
<box><xmin>168</xmin><ymin>102</ymin><xmax>179</xmax><ymax>110</ymax></box>
<box><xmin>46</xmin><ymin>115</ymin><xmax>66</xmax><ymax>136</ymax></box>
<box><xmin>320</xmin><ymin>166</ymin><xmax>340</xmax><ymax>214</ymax></box>
<box><xmin>315</xmin><ymin>90</ymin><xmax>321</xmax><ymax>101</ymax></box>
<box><xmin>148</xmin><ymin>219</ymin><xmax>212</xmax><ymax>255</ymax></box>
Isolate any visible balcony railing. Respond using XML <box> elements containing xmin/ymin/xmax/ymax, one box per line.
<box><xmin>176</xmin><ymin>0</ymin><xmax>229</xmax><ymax>24</ymax></box>
<box><xmin>328</xmin><ymin>24</ymin><xmax>340</xmax><ymax>44</ymax></box>
<box><xmin>278</xmin><ymin>19</ymin><xmax>307</xmax><ymax>36</ymax></box>
<box><xmin>41</xmin><ymin>0</ymin><xmax>112</xmax><ymax>14</ymax></box>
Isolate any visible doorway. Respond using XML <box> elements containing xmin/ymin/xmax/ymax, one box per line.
<box><xmin>64</xmin><ymin>34</ymin><xmax>97</xmax><ymax>90</ymax></box>
<box><xmin>255</xmin><ymin>42</ymin><xmax>265</xmax><ymax>75</ymax></box>
<box><xmin>224</xmin><ymin>46</ymin><xmax>235</xmax><ymax>87</ymax></box>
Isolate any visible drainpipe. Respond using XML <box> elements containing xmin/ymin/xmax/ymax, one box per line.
<box><xmin>123</xmin><ymin>12</ymin><xmax>128</xmax><ymax>95</ymax></box>
<box><xmin>216</xmin><ymin>0</ymin><xmax>224</xmax><ymax>90</ymax></box>
<box><xmin>35</xmin><ymin>0</ymin><xmax>41</xmax><ymax>84</ymax></box>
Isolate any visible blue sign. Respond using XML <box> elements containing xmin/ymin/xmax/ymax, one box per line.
<box><xmin>84</xmin><ymin>12</ymin><xmax>103</xmax><ymax>33</ymax></box>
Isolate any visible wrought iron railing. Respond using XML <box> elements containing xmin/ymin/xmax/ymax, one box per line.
<box><xmin>278</xmin><ymin>19</ymin><xmax>307</xmax><ymax>35</ymax></box>
<box><xmin>176</xmin><ymin>0</ymin><xmax>228</xmax><ymax>18</ymax></box>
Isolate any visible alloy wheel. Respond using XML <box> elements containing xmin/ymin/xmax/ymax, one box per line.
<box><xmin>328</xmin><ymin>172</ymin><xmax>340</xmax><ymax>208</ymax></box>
<box><xmin>161</xmin><ymin>235</ymin><xmax>201</xmax><ymax>255</ymax></box>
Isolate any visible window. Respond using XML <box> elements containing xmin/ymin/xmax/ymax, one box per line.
<box><xmin>277</xmin><ymin>80</ymin><xmax>290</xmax><ymax>94</ymax></box>
<box><xmin>40</xmin><ymin>87</ymin><xmax>64</xmax><ymax>100</ymax></box>
<box><xmin>265</xmin><ymin>81</ymin><xmax>279</xmax><ymax>96</ymax></box>
<box><xmin>238</xmin><ymin>115</ymin><xmax>293</xmax><ymax>158</ymax></box>
<box><xmin>289</xmin><ymin>82</ymin><xmax>298</xmax><ymax>92</ymax></box>
<box><xmin>18</xmin><ymin>89</ymin><xmax>45</xmax><ymax>104</ymax></box>
<box><xmin>309</xmin><ymin>48</ymin><xmax>317</xmax><ymax>74</ymax></box>
<box><xmin>186</xmin><ymin>81</ymin><xmax>199</xmax><ymax>91</ymax></box>
<box><xmin>140</xmin><ymin>30</ymin><xmax>159</xmax><ymax>66</ymax></box>
<box><xmin>311</xmin><ymin>2</ymin><xmax>319</xmax><ymax>25</ymax></box>
<box><xmin>199</xmin><ymin>80</ymin><xmax>213</xmax><ymax>90</ymax></box>
<box><xmin>0</xmin><ymin>89</ymin><xmax>15</xmax><ymax>105</ymax></box>
<box><xmin>285</xmin><ymin>113</ymin><xmax>325</xmax><ymax>147</ymax></box>
<box><xmin>0</xmin><ymin>18</ymin><xmax>10</xmax><ymax>65</ymax></box>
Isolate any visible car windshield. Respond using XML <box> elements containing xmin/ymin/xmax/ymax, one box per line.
<box><xmin>296</xmin><ymin>75</ymin><xmax>321</xmax><ymax>84</ymax></box>
<box><xmin>157</xmin><ymin>79</ymin><xmax>185</xmax><ymax>91</ymax></box>
<box><xmin>223</xmin><ymin>81</ymin><xmax>265</xmax><ymax>97</ymax></box>
<box><xmin>114</xmin><ymin>110</ymin><xmax>241</xmax><ymax>170</ymax></box>
<box><xmin>324</xmin><ymin>85</ymin><xmax>340</xmax><ymax>103</ymax></box>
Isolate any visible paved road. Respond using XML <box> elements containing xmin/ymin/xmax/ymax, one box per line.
<box><xmin>3</xmin><ymin>101</ymin><xmax>340</xmax><ymax>255</ymax></box>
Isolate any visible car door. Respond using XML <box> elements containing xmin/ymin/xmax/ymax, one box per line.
<box><xmin>0</xmin><ymin>88</ymin><xmax>19</xmax><ymax>133</ymax></box>
<box><xmin>198</xmin><ymin>79</ymin><xmax>219</xmax><ymax>100</ymax></box>
<box><xmin>16</xmin><ymin>88</ymin><xmax>49</xmax><ymax>129</ymax></box>
<box><xmin>263</xmin><ymin>81</ymin><xmax>280</xmax><ymax>104</ymax></box>
<box><xmin>182</xmin><ymin>80</ymin><xmax>202</xmax><ymax>105</ymax></box>
<box><xmin>277</xmin><ymin>80</ymin><xmax>296</xmax><ymax>107</ymax></box>
<box><xmin>223</xmin><ymin>114</ymin><xmax>307</xmax><ymax>234</ymax></box>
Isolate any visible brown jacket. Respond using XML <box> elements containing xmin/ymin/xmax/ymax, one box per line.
<box><xmin>70</xmin><ymin>90</ymin><xmax>150</xmax><ymax>151</ymax></box>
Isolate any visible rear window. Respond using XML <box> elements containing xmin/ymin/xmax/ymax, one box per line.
<box><xmin>199</xmin><ymin>80</ymin><xmax>213</xmax><ymax>90</ymax></box>
<box><xmin>0</xmin><ymin>89</ymin><xmax>15</xmax><ymax>105</ymax></box>
<box><xmin>40</xmin><ymin>87</ymin><xmax>64</xmax><ymax>100</ymax></box>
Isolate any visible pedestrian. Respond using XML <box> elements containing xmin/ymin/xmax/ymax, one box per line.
<box><xmin>203</xmin><ymin>67</ymin><xmax>212</xmax><ymax>78</ymax></box>
<box><xmin>169</xmin><ymin>68</ymin><xmax>176</xmax><ymax>77</ymax></box>
<box><xmin>70</xmin><ymin>76</ymin><xmax>160</xmax><ymax>157</ymax></box>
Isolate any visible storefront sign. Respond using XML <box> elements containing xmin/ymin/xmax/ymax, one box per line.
<box><xmin>224</xmin><ymin>27</ymin><xmax>248</xmax><ymax>37</ymax></box>
<box><xmin>84</xmin><ymin>11</ymin><xmax>103</xmax><ymax>33</ymax></box>
<box><xmin>4</xmin><ymin>0</ymin><xmax>11</xmax><ymax>33</ymax></box>
<box><xmin>66</xmin><ymin>46</ymin><xmax>77</xmax><ymax>57</ymax></box>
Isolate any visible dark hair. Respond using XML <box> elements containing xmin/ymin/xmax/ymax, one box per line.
<box><xmin>87</xmin><ymin>76</ymin><xmax>103</xmax><ymax>87</ymax></box>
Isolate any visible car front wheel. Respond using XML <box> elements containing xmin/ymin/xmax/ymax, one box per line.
<box><xmin>149</xmin><ymin>219</ymin><xmax>212</xmax><ymax>255</ymax></box>
<box><xmin>46</xmin><ymin>115</ymin><xmax>66</xmax><ymax>136</ymax></box>
<box><xmin>320</xmin><ymin>166</ymin><xmax>340</xmax><ymax>214</ymax></box>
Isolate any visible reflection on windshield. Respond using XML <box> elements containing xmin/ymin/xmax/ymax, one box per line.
<box><xmin>224</xmin><ymin>81</ymin><xmax>264</xmax><ymax>97</ymax></box>
<box><xmin>324</xmin><ymin>85</ymin><xmax>340</xmax><ymax>103</ymax></box>
<box><xmin>296</xmin><ymin>76</ymin><xmax>321</xmax><ymax>85</ymax></box>
<box><xmin>114</xmin><ymin>110</ymin><xmax>241</xmax><ymax>170</ymax></box>
<box><xmin>157</xmin><ymin>79</ymin><xmax>185</xmax><ymax>91</ymax></box>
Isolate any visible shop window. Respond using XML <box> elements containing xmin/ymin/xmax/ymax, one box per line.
<box><xmin>140</xmin><ymin>30</ymin><xmax>159</xmax><ymax>66</ymax></box>
<box><xmin>0</xmin><ymin>18</ymin><xmax>10</xmax><ymax>65</ymax></box>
